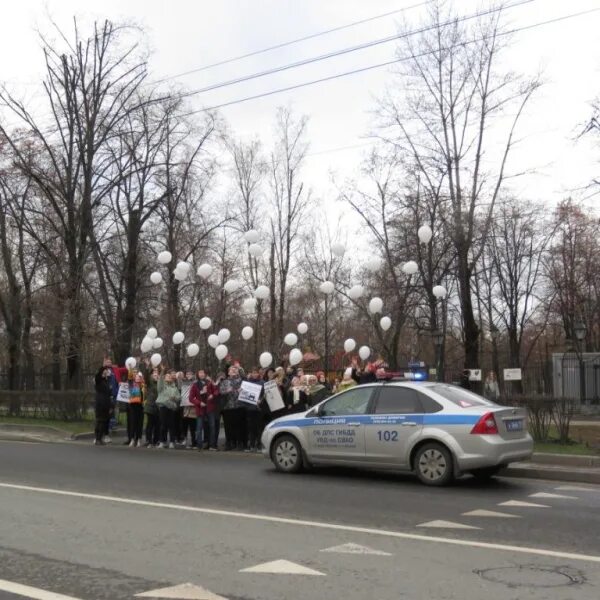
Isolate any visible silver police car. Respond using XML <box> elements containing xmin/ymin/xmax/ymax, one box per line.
<box><xmin>261</xmin><ymin>381</ymin><xmax>533</xmax><ymax>485</ymax></box>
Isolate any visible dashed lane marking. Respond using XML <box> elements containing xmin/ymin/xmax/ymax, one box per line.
<box><xmin>1</xmin><ymin>482</ymin><xmax>600</xmax><ymax>564</ymax></box>
<box><xmin>529</xmin><ymin>492</ymin><xmax>579</xmax><ymax>500</ymax></box>
<box><xmin>416</xmin><ymin>520</ymin><xmax>480</xmax><ymax>530</ymax></box>
<box><xmin>135</xmin><ymin>583</ymin><xmax>227</xmax><ymax>599</ymax></box>
<box><xmin>240</xmin><ymin>560</ymin><xmax>325</xmax><ymax>576</ymax></box>
<box><xmin>462</xmin><ymin>510</ymin><xmax>521</xmax><ymax>518</ymax></box>
<box><xmin>320</xmin><ymin>543</ymin><xmax>392</xmax><ymax>556</ymax></box>
<box><xmin>0</xmin><ymin>579</ymin><xmax>82</xmax><ymax>600</ymax></box>
<box><xmin>498</xmin><ymin>500</ymin><xmax>550</xmax><ymax>508</ymax></box>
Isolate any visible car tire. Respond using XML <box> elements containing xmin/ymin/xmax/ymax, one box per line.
<box><xmin>271</xmin><ymin>434</ymin><xmax>303</xmax><ymax>474</ymax></box>
<box><xmin>414</xmin><ymin>443</ymin><xmax>454</xmax><ymax>486</ymax></box>
<box><xmin>470</xmin><ymin>466</ymin><xmax>502</xmax><ymax>481</ymax></box>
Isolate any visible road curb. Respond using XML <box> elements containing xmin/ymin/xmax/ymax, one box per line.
<box><xmin>502</xmin><ymin>463</ymin><xmax>600</xmax><ymax>485</ymax></box>
<box><xmin>531</xmin><ymin>452</ymin><xmax>600</xmax><ymax>467</ymax></box>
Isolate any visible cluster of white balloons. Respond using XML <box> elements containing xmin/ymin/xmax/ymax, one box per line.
<box><xmin>342</xmin><ymin>338</ymin><xmax>371</xmax><ymax>361</ymax></box>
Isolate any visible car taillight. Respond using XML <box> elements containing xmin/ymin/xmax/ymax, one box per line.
<box><xmin>471</xmin><ymin>412</ymin><xmax>499</xmax><ymax>434</ymax></box>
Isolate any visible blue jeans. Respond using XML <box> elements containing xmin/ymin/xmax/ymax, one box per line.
<box><xmin>196</xmin><ymin>412</ymin><xmax>219</xmax><ymax>448</ymax></box>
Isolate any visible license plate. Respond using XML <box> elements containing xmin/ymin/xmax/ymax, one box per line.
<box><xmin>505</xmin><ymin>419</ymin><xmax>523</xmax><ymax>432</ymax></box>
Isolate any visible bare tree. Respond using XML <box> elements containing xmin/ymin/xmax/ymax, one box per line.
<box><xmin>377</xmin><ymin>2</ymin><xmax>540</xmax><ymax>373</ymax></box>
<box><xmin>0</xmin><ymin>19</ymin><xmax>147</xmax><ymax>386</ymax></box>
<box><xmin>269</xmin><ymin>107</ymin><xmax>311</xmax><ymax>346</ymax></box>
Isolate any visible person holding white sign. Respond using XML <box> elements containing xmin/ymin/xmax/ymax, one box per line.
<box><xmin>243</xmin><ymin>367</ymin><xmax>264</xmax><ymax>452</ymax></box>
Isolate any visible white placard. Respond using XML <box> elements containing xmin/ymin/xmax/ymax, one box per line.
<box><xmin>180</xmin><ymin>382</ymin><xmax>193</xmax><ymax>407</ymax></box>
<box><xmin>116</xmin><ymin>382</ymin><xmax>130</xmax><ymax>404</ymax></box>
<box><xmin>238</xmin><ymin>381</ymin><xmax>262</xmax><ymax>406</ymax></box>
<box><xmin>503</xmin><ymin>368</ymin><xmax>522</xmax><ymax>381</ymax></box>
<box><xmin>468</xmin><ymin>369</ymin><xmax>482</xmax><ymax>382</ymax></box>
<box><xmin>263</xmin><ymin>380</ymin><xmax>285</xmax><ymax>412</ymax></box>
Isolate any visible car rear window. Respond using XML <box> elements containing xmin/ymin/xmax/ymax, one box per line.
<box><xmin>429</xmin><ymin>384</ymin><xmax>497</xmax><ymax>408</ymax></box>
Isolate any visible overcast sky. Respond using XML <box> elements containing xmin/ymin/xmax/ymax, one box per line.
<box><xmin>2</xmin><ymin>0</ymin><xmax>599</xmax><ymax>219</ymax></box>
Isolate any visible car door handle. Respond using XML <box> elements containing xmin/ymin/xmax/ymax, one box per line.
<box><xmin>347</xmin><ymin>422</ymin><xmax>361</xmax><ymax>426</ymax></box>
<box><xmin>401</xmin><ymin>422</ymin><xmax>417</xmax><ymax>426</ymax></box>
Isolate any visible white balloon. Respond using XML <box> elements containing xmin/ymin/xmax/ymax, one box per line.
<box><xmin>247</xmin><ymin>243</ymin><xmax>263</xmax><ymax>258</ymax></box>
<box><xmin>187</xmin><ymin>343</ymin><xmax>200</xmax><ymax>357</ymax></box>
<box><xmin>402</xmin><ymin>261</ymin><xmax>419</xmax><ymax>275</ymax></box>
<box><xmin>241</xmin><ymin>326</ymin><xmax>254</xmax><ymax>340</ymax></box>
<box><xmin>157</xmin><ymin>251</ymin><xmax>172</xmax><ymax>265</ymax></box>
<box><xmin>172</xmin><ymin>331</ymin><xmax>185</xmax><ymax>345</ymax></box>
<box><xmin>140</xmin><ymin>337</ymin><xmax>153</xmax><ymax>353</ymax></box>
<box><xmin>244</xmin><ymin>229</ymin><xmax>260</xmax><ymax>244</ymax></box>
<box><xmin>150</xmin><ymin>272</ymin><xmax>162</xmax><ymax>285</ymax></box>
<box><xmin>176</xmin><ymin>261</ymin><xmax>191</xmax><ymax>275</ymax></box>
<box><xmin>150</xmin><ymin>353</ymin><xmax>162</xmax><ymax>367</ymax></box>
<box><xmin>289</xmin><ymin>348</ymin><xmax>303</xmax><ymax>366</ymax></box>
<box><xmin>284</xmin><ymin>332</ymin><xmax>298</xmax><ymax>346</ymax></box>
<box><xmin>152</xmin><ymin>337</ymin><xmax>163</xmax><ymax>349</ymax></box>
<box><xmin>344</xmin><ymin>338</ymin><xmax>356</xmax><ymax>353</ymax></box>
<box><xmin>197</xmin><ymin>263</ymin><xmax>213</xmax><ymax>279</ymax></box>
<box><xmin>207</xmin><ymin>334</ymin><xmax>220</xmax><ymax>348</ymax></box>
<box><xmin>331</xmin><ymin>242</ymin><xmax>346</xmax><ymax>257</ymax></box>
<box><xmin>199</xmin><ymin>317</ymin><xmax>212</xmax><ymax>330</ymax></box>
<box><xmin>146</xmin><ymin>327</ymin><xmax>158</xmax><ymax>339</ymax></box>
<box><xmin>254</xmin><ymin>285</ymin><xmax>269</xmax><ymax>300</ymax></box>
<box><xmin>242</xmin><ymin>297</ymin><xmax>257</xmax><ymax>313</ymax></box>
<box><xmin>433</xmin><ymin>285</ymin><xmax>447</xmax><ymax>299</ymax></box>
<box><xmin>319</xmin><ymin>280</ymin><xmax>335</xmax><ymax>295</ymax></box>
<box><xmin>348</xmin><ymin>284</ymin><xmax>365</xmax><ymax>300</ymax></box>
<box><xmin>365</xmin><ymin>256</ymin><xmax>382</xmax><ymax>272</ymax></box>
<box><xmin>218</xmin><ymin>328</ymin><xmax>231</xmax><ymax>343</ymax></box>
<box><xmin>259</xmin><ymin>352</ymin><xmax>273</xmax><ymax>368</ymax></box>
<box><xmin>418</xmin><ymin>225</ymin><xmax>433</xmax><ymax>244</ymax></box>
<box><xmin>125</xmin><ymin>357</ymin><xmax>137</xmax><ymax>370</ymax></box>
<box><xmin>380</xmin><ymin>316</ymin><xmax>392</xmax><ymax>331</ymax></box>
<box><xmin>369</xmin><ymin>297</ymin><xmax>384</xmax><ymax>314</ymax></box>
<box><xmin>215</xmin><ymin>344</ymin><xmax>228</xmax><ymax>361</ymax></box>
<box><xmin>297</xmin><ymin>322</ymin><xmax>308</xmax><ymax>335</ymax></box>
<box><xmin>224</xmin><ymin>279</ymin><xmax>242</xmax><ymax>294</ymax></box>
<box><xmin>359</xmin><ymin>345</ymin><xmax>371</xmax><ymax>360</ymax></box>
<box><xmin>173</xmin><ymin>268</ymin><xmax>188</xmax><ymax>282</ymax></box>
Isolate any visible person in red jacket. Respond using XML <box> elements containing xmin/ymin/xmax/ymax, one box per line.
<box><xmin>189</xmin><ymin>369</ymin><xmax>220</xmax><ymax>451</ymax></box>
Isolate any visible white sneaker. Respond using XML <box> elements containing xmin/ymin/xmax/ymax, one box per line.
<box><xmin>169</xmin><ymin>442</ymin><xmax>175</xmax><ymax>449</ymax></box>
<box><xmin>103</xmin><ymin>436</ymin><xmax>112</xmax><ymax>444</ymax></box>
<box><xmin>129</xmin><ymin>440</ymin><xmax>135</xmax><ymax>447</ymax></box>
<box><xmin>157</xmin><ymin>442</ymin><xmax>164</xmax><ymax>449</ymax></box>
<box><xmin>136</xmin><ymin>440</ymin><xmax>142</xmax><ymax>448</ymax></box>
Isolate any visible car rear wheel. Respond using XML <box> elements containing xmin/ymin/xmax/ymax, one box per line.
<box><xmin>470</xmin><ymin>466</ymin><xmax>502</xmax><ymax>481</ymax></box>
<box><xmin>271</xmin><ymin>435</ymin><xmax>303</xmax><ymax>473</ymax></box>
<box><xmin>414</xmin><ymin>443</ymin><xmax>453</xmax><ymax>486</ymax></box>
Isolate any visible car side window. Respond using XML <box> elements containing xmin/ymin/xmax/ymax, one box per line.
<box><xmin>373</xmin><ymin>387</ymin><xmax>422</xmax><ymax>414</ymax></box>
<box><xmin>416</xmin><ymin>392</ymin><xmax>443</xmax><ymax>413</ymax></box>
<box><xmin>320</xmin><ymin>387</ymin><xmax>374</xmax><ymax>416</ymax></box>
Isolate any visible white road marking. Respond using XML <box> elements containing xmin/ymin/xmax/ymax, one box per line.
<box><xmin>556</xmin><ymin>485</ymin><xmax>599</xmax><ymax>492</ymax></box>
<box><xmin>529</xmin><ymin>492</ymin><xmax>579</xmax><ymax>500</ymax></box>
<box><xmin>0</xmin><ymin>578</ymin><xmax>82</xmax><ymax>600</ymax></box>
<box><xmin>1</xmin><ymin>481</ymin><xmax>600</xmax><ymax>564</ymax></box>
<box><xmin>135</xmin><ymin>583</ymin><xmax>227</xmax><ymax>599</ymax></box>
<box><xmin>240</xmin><ymin>560</ymin><xmax>325</xmax><ymax>576</ymax></box>
<box><xmin>498</xmin><ymin>500</ymin><xmax>550</xmax><ymax>508</ymax></box>
<box><xmin>320</xmin><ymin>543</ymin><xmax>392</xmax><ymax>556</ymax></box>
<box><xmin>462</xmin><ymin>510</ymin><xmax>521</xmax><ymax>518</ymax></box>
<box><xmin>416</xmin><ymin>520</ymin><xmax>480</xmax><ymax>530</ymax></box>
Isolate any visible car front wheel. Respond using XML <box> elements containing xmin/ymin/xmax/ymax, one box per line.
<box><xmin>271</xmin><ymin>434</ymin><xmax>303</xmax><ymax>473</ymax></box>
<box><xmin>414</xmin><ymin>443</ymin><xmax>454</xmax><ymax>486</ymax></box>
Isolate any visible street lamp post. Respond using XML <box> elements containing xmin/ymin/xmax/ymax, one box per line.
<box><xmin>574</xmin><ymin>321</ymin><xmax>587</xmax><ymax>405</ymax></box>
<box><xmin>432</xmin><ymin>328</ymin><xmax>444</xmax><ymax>382</ymax></box>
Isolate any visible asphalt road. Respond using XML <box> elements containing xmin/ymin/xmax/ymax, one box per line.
<box><xmin>1</xmin><ymin>439</ymin><xmax>599</xmax><ymax>600</ymax></box>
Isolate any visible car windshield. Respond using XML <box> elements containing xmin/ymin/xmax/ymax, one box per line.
<box><xmin>429</xmin><ymin>384</ymin><xmax>498</xmax><ymax>408</ymax></box>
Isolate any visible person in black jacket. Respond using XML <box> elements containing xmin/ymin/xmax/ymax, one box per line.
<box><xmin>351</xmin><ymin>358</ymin><xmax>377</xmax><ymax>385</ymax></box>
<box><xmin>285</xmin><ymin>376</ymin><xmax>309</xmax><ymax>414</ymax></box>
<box><xmin>94</xmin><ymin>366</ymin><xmax>113</xmax><ymax>445</ymax></box>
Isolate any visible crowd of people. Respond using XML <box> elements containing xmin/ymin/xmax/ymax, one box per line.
<box><xmin>93</xmin><ymin>357</ymin><xmax>384</xmax><ymax>451</ymax></box>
